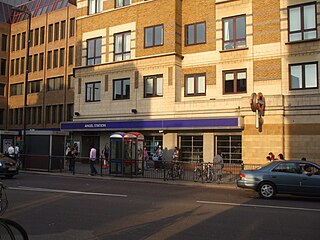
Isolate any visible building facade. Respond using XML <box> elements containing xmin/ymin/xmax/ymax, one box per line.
<box><xmin>61</xmin><ymin>0</ymin><xmax>320</xmax><ymax>164</ymax></box>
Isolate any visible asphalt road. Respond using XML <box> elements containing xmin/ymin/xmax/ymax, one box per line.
<box><xmin>1</xmin><ymin>172</ymin><xmax>320</xmax><ymax>240</ymax></box>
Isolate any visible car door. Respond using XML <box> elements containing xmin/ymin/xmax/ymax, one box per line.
<box><xmin>270</xmin><ymin>162</ymin><xmax>302</xmax><ymax>194</ymax></box>
<box><xmin>300</xmin><ymin>163</ymin><xmax>320</xmax><ymax>196</ymax></box>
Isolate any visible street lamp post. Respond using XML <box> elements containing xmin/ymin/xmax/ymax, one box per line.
<box><xmin>12</xmin><ymin>8</ymin><xmax>31</xmax><ymax>165</ymax></box>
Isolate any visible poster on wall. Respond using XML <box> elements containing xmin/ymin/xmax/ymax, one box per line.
<box><xmin>3</xmin><ymin>139</ymin><xmax>13</xmax><ymax>154</ymax></box>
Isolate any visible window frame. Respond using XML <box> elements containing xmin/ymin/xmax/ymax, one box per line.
<box><xmin>223</xmin><ymin>69</ymin><xmax>247</xmax><ymax>94</ymax></box>
<box><xmin>144</xmin><ymin>24</ymin><xmax>164</xmax><ymax>48</ymax></box>
<box><xmin>222</xmin><ymin>15</ymin><xmax>246</xmax><ymax>50</ymax></box>
<box><xmin>144</xmin><ymin>74</ymin><xmax>163</xmax><ymax>98</ymax></box>
<box><xmin>115</xmin><ymin>0</ymin><xmax>131</xmax><ymax>8</ymax></box>
<box><xmin>87</xmin><ymin>37</ymin><xmax>102</xmax><ymax>66</ymax></box>
<box><xmin>288</xmin><ymin>2</ymin><xmax>317</xmax><ymax>42</ymax></box>
<box><xmin>289</xmin><ymin>62</ymin><xmax>318</xmax><ymax>90</ymax></box>
<box><xmin>88</xmin><ymin>0</ymin><xmax>103</xmax><ymax>14</ymax></box>
<box><xmin>185</xmin><ymin>22</ymin><xmax>206</xmax><ymax>46</ymax></box>
<box><xmin>184</xmin><ymin>73</ymin><xmax>206</xmax><ymax>97</ymax></box>
<box><xmin>28</xmin><ymin>79</ymin><xmax>42</xmax><ymax>94</ymax></box>
<box><xmin>47</xmin><ymin>76</ymin><xmax>64</xmax><ymax>92</ymax></box>
<box><xmin>113</xmin><ymin>78</ymin><xmax>130</xmax><ymax>100</ymax></box>
<box><xmin>85</xmin><ymin>81</ymin><xmax>101</xmax><ymax>102</ymax></box>
<box><xmin>114</xmin><ymin>31</ymin><xmax>131</xmax><ymax>61</ymax></box>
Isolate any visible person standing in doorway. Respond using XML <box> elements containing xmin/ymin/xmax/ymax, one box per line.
<box><xmin>89</xmin><ymin>144</ymin><xmax>98</xmax><ymax>176</ymax></box>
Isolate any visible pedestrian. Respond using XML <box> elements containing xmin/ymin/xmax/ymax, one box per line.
<box><xmin>143</xmin><ymin>147</ymin><xmax>149</xmax><ymax>170</ymax></box>
<box><xmin>69</xmin><ymin>142</ymin><xmax>78</xmax><ymax>172</ymax></box>
<box><xmin>65</xmin><ymin>144</ymin><xmax>71</xmax><ymax>168</ymax></box>
<box><xmin>8</xmin><ymin>144</ymin><xmax>15</xmax><ymax>158</ymax></box>
<box><xmin>102</xmin><ymin>143</ymin><xmax>109</xmax><ymax>161</ymax></box>
<box><xmin>89</xmin><ymin>144</ymin><xmax>98</xmax><ymax>176</ymax></box>
<box><xmin>14</xmin><ymin>143</ymin><xmax>20</xmax><ymax>161</ymax></box>
<box><xmin>268</xmin><ymin>152</ymin><xmax>275</xmax><ymax>161</ymax></box>
<box><xmin>213</xmin><ymin>150</ymin><xmax>224</xmax><ymax>184</ymax></box>
<box><xmin>278</xmin><ymin>153</ymin><xmax>285</xmax><ymax>160</ymax></box>
<box><xmin>301</xmin><ymin>157</ymin><xmax>306</xmax><ymax>161</ymax></box>
<box><xmin>172</xmin><ymin>147</ymin><xmax>179</xmax><ymax>161</ymax></box>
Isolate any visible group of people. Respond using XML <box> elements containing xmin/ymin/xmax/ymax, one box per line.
<box><xmin>266</xmin><ymin>152</ymin><xmax>285</xmax><ymax>162</ymax></box>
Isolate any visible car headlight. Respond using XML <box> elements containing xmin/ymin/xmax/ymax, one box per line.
<box><xmin>0</xmin><ymin>161</ymin><xmax>4</xmax><ymax>167</ymax></box>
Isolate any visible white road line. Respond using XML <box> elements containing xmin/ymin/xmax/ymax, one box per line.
<box><xmin>197</xmin><ymin>200</ymin><xmax>320</xmax><ymax>212</ymax></box>
<box><xmin>8</xmin><ymin>186</ymin><xmax>128</xmax><ymax>198</ymax></box>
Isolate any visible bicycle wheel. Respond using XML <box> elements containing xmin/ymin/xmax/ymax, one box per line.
<box><xmin>193</xmin><ymin>168</ymin><xmax>201</xmax><ymax>182</ymax></box>
<box><xmin>0</xmin><ymin>219</ymin><xmax>28</xmax><ymax>240</ymax></box>
<box><xmin>0</xmin><ymin>220</ymin><xmax>14</xmax><ymax>239</ymax></box>
<box><xmin>178</xmin><ymin>167</ymin><xmax>185</xmax><ymax>180</ymax></box>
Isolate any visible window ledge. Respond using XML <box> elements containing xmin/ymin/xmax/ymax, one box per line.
<box><xmin>219</xmin><ymin>47</ymin><xmax>249</xmax><ymax>53</ymax></box>
<box><xmin>285</xmin><ymin>38</ymin><xmax>320</xmax><ymax>45</ymax></box>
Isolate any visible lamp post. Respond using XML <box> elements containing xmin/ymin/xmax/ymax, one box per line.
<box><xmin>12</xmin><ymin>7</ymin><xmax>31</xmax><ymax>164</ymax></box>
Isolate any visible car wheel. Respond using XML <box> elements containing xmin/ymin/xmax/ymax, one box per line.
<box><xmin>258</xmin><ymin>182</ymin><xmax>276</xmax><ymax>199</ymax></box>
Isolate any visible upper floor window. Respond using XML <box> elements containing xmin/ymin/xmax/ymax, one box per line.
<box><xmin>69</xmin><ymin>18</ymin><xmax>75</xmax><ymax>37</ymax></box>
<box><xmin>11</xmin><ymin>35</ymin><xmax>15</xmax><ymax>51</ymax></box>
<box><xmin>113</xmin><ymin>78</ymin><xmax>130</xmax><ymax>100</ymax></box>
<box><xmin>1</xmin><ymin>34</ymin><xmax>7</xmax><ymax>51</ymax></box>
<box><xmin>116</xmin><ymin>0</ymin><xmax>131</xmax><ymax>8</ymax></box>
<box><xmin>223</xmin><ymin>69</ymin><xmax>247</xmax><ymax>94</ymax></box>
<box><xmin>87</xmin><ymin>37</ymin><xmax>102</xmax><ymax>66</ymax></box>
<box><xmin>10</xmin><ymin>83</ymin><xmax>23</xmax><ymax>96</ymax></box>
<box><xmin>0</xmin><ymin>84</ymin><xmax>5</xmax><ymax>96</ymax></box>
<box><xmin>185</xmin><ymin>74</ymin><xmax>206</xmax><ymax>96</ymax></box>
<box><xmin>289</xmin><ymin>62</ymin><xmax>318</xmax><ymax>90</ymax></box>
<box><xmin>144</xmin><ymin>75</ymin><xmax>163</xmax><ymax>98</ymax></box>
<box><xmin>28</xmin><ymin>80</ymin><xmax>42</xmax><ymax>93</ymax></box>
<box><xmin>145</xmin><ymin>25</ymin><xmax>164</xmax><ymax>48</ymax></box>
<box><xmin>48</xmin><ymin>24</ymin><xmax>53</xmax><ymax>42</ymax></box>
<box><xmin>34</xmin><ymin>28</ymin><xmax>39</xmax><ymax>46</ymax></box>
<box><xmin>223</xmin><ymin>15</ymin><xmax>246</xmax><ymax>50</ymax></box>
<box><xmin>47</xmin><ymin>76</ymin><xmax>63</xmax><ymax>91</ymax></box>
<box><xmin>89</xmin><ymin>0</ymin><xmax>103</xmax><ymax>14</ymax></box>
<box><xmin>21</xmin><ymin>32</ymin><xmax>26</xmax><ymax>49</ymax></box>
<box><xmin>288</xmin><ymin>3</ymin><xmax>317</xmax><ymax>42</ymax></box>
<box><xmin>114</xmin><ymin>31</ymin><xmax>131</xmax><ymax>61</ymax></box>
<box><xmin>86</xmin><ymin>81</ymin><xmax>101</xmax><ymax>102</ymax></box>
<box><xmin>185</xmin><ymin>22</ymin><xmax>206</xmax><ymax>46</ymax></box>
<box><xmin>40</xmin><ymin>27</ymin><xmax>45</xmax><ymax>44</ymax></box>
<box><xmin>0</xmin><ymin>59</ymin><xmax>6</xmax><ymax>76</ymax></box>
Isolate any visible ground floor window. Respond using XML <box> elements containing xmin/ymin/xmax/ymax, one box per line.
<box><xmin>144</xmin><ymin>135</ymin><xmax>162</xmax><ymax>158</ymax></box>
<box><xmin>215</xmin><ymin>135</ymin><xmax>242</xmax><ymax>164</ymax></box>
<box><xmin>178</xmin><ymin>135</ymin><xmax>203</xmax><ymax>162</ymax></box>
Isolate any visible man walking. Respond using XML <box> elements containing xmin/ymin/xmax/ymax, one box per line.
<box><xmin>89</xmin><ymin>144</ymin><xmax>98</xmax><ymax>176</ymax></box>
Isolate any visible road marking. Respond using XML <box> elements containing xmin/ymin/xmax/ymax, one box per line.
<box><xmin>9</xmin><ymin>186</ymin><xmax>128</xmax><ymax>198</ymax></box>
<box><xmin>197</xmin><ymin>200</ymin><xmax>320</xmax><ymax>212</ymax></box>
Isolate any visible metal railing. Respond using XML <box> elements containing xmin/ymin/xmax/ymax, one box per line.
<box><xmin>20</xmin><ymin>154</ymin><xmax>262</xmax><ymax>183</ymax></box>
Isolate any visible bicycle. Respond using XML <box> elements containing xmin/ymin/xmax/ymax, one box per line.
<box><xmin>193</xmin><ymin>162</ymin><xmax>214</xmax><ymax>183</ymax></box>
<box><xmin>166</xmin><ymin>161</ymin><xmax>185</xmax><ymax>180</ymax></box>
<box><xmin>0</xmin><ymin>182</ymin><xmax>29</xmax><ymax>240</ymax></box>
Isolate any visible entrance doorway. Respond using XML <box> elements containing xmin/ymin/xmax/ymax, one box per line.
<box><xmin>81</xmin><ymin>135</ymin><xmax>100</xmax><ymax>159</ymax></box>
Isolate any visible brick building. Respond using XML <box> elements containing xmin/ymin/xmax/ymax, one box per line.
<box><xmin>60</xmin><ymin>0</ymin><xmax>320</xmax><ymax>164</ymax></box>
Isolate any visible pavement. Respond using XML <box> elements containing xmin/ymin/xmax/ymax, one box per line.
<box><xmin>20</xmin><ymin>170</ymin><xmax>238</xmax><ymax>190</ymax></box>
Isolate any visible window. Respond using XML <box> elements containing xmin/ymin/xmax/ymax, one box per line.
<box><xmin>21</xmin><ymin>32</ymin><xmax>26</xmax><ymax>49</ymax></box>
<box><xmin>223</xmin><ymin>69</ymin><xmax>247</xmax><ymax>94</ymax></box>
<box><xmin>39</xmin><ymin>53</ymin><xmax>44</xmax><ymax>71</ymax></box>
<box><xmin>67</xmin><ymin>104</ymin><xmax>74</xmax><ymax>121</ymax></box>
<box><xmin>68</xmin><ymin>75</ymin><xmax>74</xmax><ymax>89</ymax></box>
<box><xmin>14</xmin><ymin>109</ymin><xmax>19</xmax><ymax>125</ymax></box>
<box><xmin>11</xmin><ymin>35</ymin><xmax>15</xmax><ymax>51</ymax></box>
<box><xmin>69</xmin><ymin>18</ymin><xmax>75</xmax><ymax>37</ymax></box>
<box><xmin>32</xmin><ymin>107</ymin><xmax>37</xmax><ymax>125</ymax></box>
<box><xmin>15</xmin><ymin>58</ymin><xmax>19</xmax><ymax>75</ymax></box>
<box><xmin>113</xmin><ymin>78</ymin><xmax>130</xmax><ymax>100</ymax></box>
<box><xmin>115</xmin><ymin>0</ymin><xmax>131</xmax><ymax>8</ymax></box>
<box><xmin>21</xmin><ymin>57</ymin><xmax>25</xmax><ymax>74</ymax></box>
<box><xmin>48</xmin><ymin>24</ymin><xmax>53</xmax><ymax>42</ymax></box>
<box><xmin>52</xmin><ymin>105</ymin><xmax>57</xmax><ymax>123</ymax></box>
<box><xmin>47</xmin><ymin>76</ymin><xmax>63</xmax><ymax>91</ymax></box>
<box><xmin>114</xmin><ymin>32</ymin><xmax>131</xmax><ymax>61</ymax></box>
<box><xmin>88</xmin><ymin>0</ymin><xmax>103</xmax><ymax>14</ymax></box>
<box><xmin>59</xmin><ymin>48</ymin><xmax>65</xmax><ymax>67</ymax></box>
<box><xmin>46</xmin><ymin>106</ymin><xmax>51</xmax><ymax>124</ymax></box>
<box><xmin>185</xmin><ymin>22</ymin><xmax>206</xmax><ymax>45</ymax></box>
<box><xmin>54</xmin><ymin>22</ymin><xmax>59</xmax><ymax>41</ymax></box>
<box><xmin>60</xmin><ymin>21</ymin><xmax>66</xmax><ymax>39</ymax></box>
<box><xmin>69</xmin><ymin>46</ymin><xmax>74</xmax><ymax>65</ymax></box>
<box><xmin>87</xmin><ymin>37</ymin><xmax>102</xmax><ymax>65</ymax></box>
<box><xmin>1</xmin><ymin>34</ymin><xmax>7</xmax><ymax>51</ymax></box>
<box><xmin>53</xmin><ymin>49</ymin><xmax>58</xmax><ymax>68</ymax></box>
<box><xmin>28</xmin><ymin>55</ymin><xmax>32</xmax><ymax>72</ymax></box>
<box><xmin>273</xmin><ymin>162</ymin><xmax>300</xmax><ymax>174</ymax></box>
<box><xmin>1</xmin><ymin>59</ymin><xmax>6</xmax><ymax>75</ymax></box>
<box><xmin>288</xmin><ymin>3</ymin><xmax>317</xmax><ymax>42</ymax></box>
<box><xmin>290</xmin><ymin>62</ymin><xmax>318</xmax><ymax>90</ymax></box>
<box><xmin>28</xmin><ymin>80</ymin><xmax>42</xmax><ymax>93</ymax></box>
<box><xmin>144</xmin><ymin>75</ymin><xmax>163</xmax><ymax>97</ymax></box>
<box><xmin>0</xmin><ymin>84</ymin><xmax>5</xmax><ymax>96</ymax></box>
<box><xmin>178</xmin><ymin>135</ymin><xmax>203</xmax><ymax>162</ymax></box>
<box><xmin>10</xmin><ymin>59</ymin><xmax>14</xmax><ymax>75</ymax></box>
<box><xmin>185</xmin><ymin>74</ymin><xmax>206</xmax><ymax>96</ymax></box>
<box><xmin>10</xmin><ymin>83</ymin><xmax>23</xmax><ymax>96</ymax></box>
<box><xmin>16</xmin><ymin>33</ymin><xmax>21</xmax><ymax>50</ymax></box>
<box><xmin>58</xmin><ymin>105</ymin><xmax>63</xmax><ymax>124</ymax></box>
<box><xmin>37</xmin><ymin>106</ymin><xmax>42</xmax><ymax>124</ymax></box>
<box><xmin>9</xmin><ymin>109</ymin><xmax>13</xmax><ymax>125</ymax></box>
<box><xmin>0</xmin><ymin>109</ymin><xmax>3</xmax><ymax>125</ymax></box>
<box><xmin>33</xmin><ymin>54</ymin><xmax>38</xmax><ymax>72</ymax></box>
<box><xmin>216</xmin><ymin>135</ymin><xmax>242</xmax><ymax>164</ymax></box>
<box><xmin>29</xmin><ymin>30</ymin><xmax>33</xmax><ymax>47</ymax></box>
<box><xmin>223</xmin><ymin>15</ymin><xmax>246</xmax><ymax>50</ymax></box>
<box><xmin>40</xmin><ymin>27</ymin><xmax>45</xmax><ymax>44</ymax></box>
<box><xmin>34</xmin><ymin>28</ymin><xmax>39</xmax><ymax>46</ymax></box>
<box><xmin>86</xmin><ymin>81</ymin><xmax>101</xmax><ymax>102</ymax></box>
<box><xmin>47</xmin><ymin>51</ymin><xmax>52</xmax><ymax>69</ymax></box>
<box><xmin>145</xmin><ymin>25</ymin><xmax>164</xmax><ymax>48</ymax></box>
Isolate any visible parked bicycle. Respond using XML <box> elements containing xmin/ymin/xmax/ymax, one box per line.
<box><xmin>0</xmin><ymin>182</ymin><xmax>29</xmax><ymax>240</ymax></box>
<box><xmin>166</xmin><ymin>161</ymin><xmax>185</xmax><ymax>180</ymax></box>
<box><xmin>193</xmin><ymin>162</ymin><xmax>214</xmax><ymax>183</ymax></box>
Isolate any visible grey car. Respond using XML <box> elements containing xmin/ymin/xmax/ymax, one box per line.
<box><xmin>0</xmin><ymin>154</ymin><xmax>19</xmax><ymax>178</ymax></box>
<box><xmin>237</xmin><ymin>160</ymin><xmax>320</xmax><ymax>199</ymax></box>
